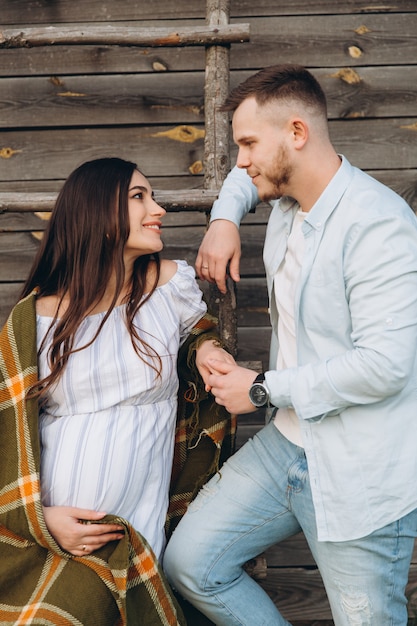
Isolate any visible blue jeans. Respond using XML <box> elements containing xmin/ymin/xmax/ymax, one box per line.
<box><xmin>164</xmin><ymin>421</ymin><xmax>417</xmax><ymax>625</ymax></box>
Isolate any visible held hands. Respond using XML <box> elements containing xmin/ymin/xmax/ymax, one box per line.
<box><xmin>196</xmin><ymin>220</ymin><xmax>241</xmax><ymax>294</ymax></box>
<box><xmin>195</xmin><ymin>340</ymin><xmax>236</xmax><ymax>390</ymax></box>
<box><xmin>205</xmin><ymin>360</ymin><xmax>259</xmax><ymax>414</ymax></box>
<box><xmin>42</xmin><ymin>505</ymin><xmax>125</xmax><ymax>556</ymax></box>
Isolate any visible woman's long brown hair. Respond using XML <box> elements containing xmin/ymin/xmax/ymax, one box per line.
<box><xmin>21</xmin><ymin>157</ymin><xmax>162</xmax><ymax>398</ymax></box>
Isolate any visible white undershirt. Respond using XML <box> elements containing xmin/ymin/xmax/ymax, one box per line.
<box><xmin>273</xmin><ymin>210</ymin><xmax>308</xmax><ymax>446</ymax></box>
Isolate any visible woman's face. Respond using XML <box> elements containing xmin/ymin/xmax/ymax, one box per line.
<box><xmin>124</xmin><ymin>169</ymin><xmax>166</xmax><ymax>261</ymax></box>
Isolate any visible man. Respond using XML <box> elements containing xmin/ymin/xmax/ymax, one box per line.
<box><xmin>164</xmin><ymin>64</ymin><xmax>417</xmax><ymax>625</ymax></box>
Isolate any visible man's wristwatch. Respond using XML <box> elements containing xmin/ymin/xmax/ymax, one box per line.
<box><xmin>248</xmin><ymin>373</ymin><xmax>270</xmax><ymax>408</ymax></box>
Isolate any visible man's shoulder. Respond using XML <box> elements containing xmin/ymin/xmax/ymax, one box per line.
<box><xmin>348</xmin><ymin>166</ymin><xmax>413</xmax><ymax>216</ymax></box>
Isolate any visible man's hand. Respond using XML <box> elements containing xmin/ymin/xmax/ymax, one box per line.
<box><xmin>196</xmin><ymin>219</ymin><xmax>241</xmax><ymax>294</ymax></box>
<box><xmin>195</xmin><ymin>339</ymin><xmax>236</xmax><ymax>390</ymax></box>
<box><xmin>205</xmin><ymin>360</ymin><xmax>259</xmax><ymax>414</ymax></box>
<box><xmin>43</xmin><ymin>505</ymin><xmax>125</xmax><ymax>556</ymax></box>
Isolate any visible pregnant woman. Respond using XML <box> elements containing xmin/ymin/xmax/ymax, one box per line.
<box><xmin>0</xmin><ymin>157</ymin><xmax>235</xmax><ymax>625</ymax></box>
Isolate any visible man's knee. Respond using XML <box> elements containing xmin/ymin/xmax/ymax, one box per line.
<box><xmin>164</xmin><ymin>527</ymin><xmax>201</xmax><ymax>591</ymax></box>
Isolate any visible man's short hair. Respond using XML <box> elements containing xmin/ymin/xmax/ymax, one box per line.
<box><xmin>222</xmin><ymin>64</ymin><xmax>327</xmax><ymax>118</ymax></box>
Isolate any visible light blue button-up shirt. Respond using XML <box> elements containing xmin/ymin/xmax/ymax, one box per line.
<box><xmin>211</xmin><ymin>157</ymin><xmax>417</xmax><ymax>541</ymax></box>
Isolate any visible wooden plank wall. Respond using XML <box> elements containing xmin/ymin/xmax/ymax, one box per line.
<box><xmin>1</xmin><ymin>1</ymin><xmax>417</xmax><ymax>623</ymax></box>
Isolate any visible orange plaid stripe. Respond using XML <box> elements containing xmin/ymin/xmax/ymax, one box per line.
<box><xmin>0</xmin><ymin>316</ymin><xmax>37</xmax><ymax>405</ymax></box>
<box><xmin>18</xmin><ymin>473</ymin><xmax>41</xmax><ymax>507</ymax></box>
<box><xmin>0</xmin><ymin>476</ymin><xmax>40</xmax><ymax>510</ymax></box>
<box><xmin>15</xmin><ymin>554</ymin><xmax>67</xmax><ymax>623</ymax></box>
<box><xmin>189</xmin><ymin>313</ymin><xmax>217</xmax><ymax>334</ymax></box>
<box><xmin>1</xmin><ymin>603</ymin><xmax>81</xmax><ymax>626</ymax></box>
<box><xmin>0</xmin><ymin>370</ymin><xmax>34</xmax><ymax>407</ymax></box>
<box><xmin>0</xmin><ymin>523</ymin><xmax>34</xmax><ymax>548</ymax></box>
<box><xmin>73</xmin><ymin>553</ymin><xmax>119</xmax><ymax>594</ymax></box>
<box><xmin>203</xmin><ymin>416</ymin><xmax>237</xmax><ymax>446</ymax></box>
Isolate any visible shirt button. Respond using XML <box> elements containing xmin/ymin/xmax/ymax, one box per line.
<box><xmin>316</xmin><ymin>222</ymin><xmax>322</xmax><ymax>229</ymax></box>
<box><xmin>385</xmin><ymin>317</ymin><xmax>393</xmax><ymax>326</ymax></box>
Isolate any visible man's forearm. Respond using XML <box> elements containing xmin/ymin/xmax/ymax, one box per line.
<box><xmin>210</xmin><ymin>166</ymin><xmax>259</xmax><ymax>226</ymax></box>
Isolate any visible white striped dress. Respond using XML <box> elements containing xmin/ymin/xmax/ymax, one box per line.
<box><xmin>37</xmin><ymin>260</ymin><xmax>207</xmax><ymax>558</ymax></box>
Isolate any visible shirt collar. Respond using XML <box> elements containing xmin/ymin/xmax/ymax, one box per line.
<box><xmin>303</xmin><ymin>155</ymin><xmax>354</xmax><ymax>231</ymax></box>
<box><xmin>274</xmin><ymin>156</ymin><xmax>354</xmax><ymax>226</ymax></box>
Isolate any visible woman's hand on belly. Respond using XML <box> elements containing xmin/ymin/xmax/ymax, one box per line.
<box><xmin>42</xmin><ymin>505</ymin><xmax>125</xmax><ymax>556</ymax></box>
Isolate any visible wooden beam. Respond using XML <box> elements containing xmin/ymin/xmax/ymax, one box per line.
<box><xmin>0</xmin><ymin>190</ymin><xmax>219</xmax><ymax>213</ymax></box>
<box><xmin>0</xmin><ymin>24</ymin><xmax>250</xmax><ymax>48</ymax></box>
<box><xmin>204</xmin><ymin>0</ymin><xmax>238</xmax><ymax>357</ymax></box>
<box><xmin>204</xmin><ymin>1</ymin><xmax>231</xmax><ymax>190</ymax></box>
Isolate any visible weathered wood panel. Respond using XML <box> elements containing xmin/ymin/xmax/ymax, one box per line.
<box><xmin>0</xmin><ymin>284</ymin><xmax>24</xmax><ymax>324</ymax></box>
<box><xmin>0</xmin><ymin>211</ymin><xmax>46</xmax><ymax>231</ymax></box>
<box><xmin>260</xmin><ymin>568</ymin><xmax>333</xmax><ymax>622</ymax></box>
<box><xmin>0</xmin><ymin>45</ymin><xmax>206</xmax><ymax>76</ymax></box>
<box><xmin>0</xmin><ymin>74</ymin><xmax>206</xmax><ymax>126</ymax></box>
<box><xmin>237</xmin><ymin>326</ymin><xmax>271</xmax><ymax>371</ymax></box>
<box><xmin>1</xmin><ymin>0</ymin><xmax>416</xmax><ymax>25</ymax></box>
<box><xmin>328</xmin><ymin>118</ymin><xmax>417</xmax><ymax>170</ymax></box>
<box><xmin>371</xmin><ymin>170</ymin><xmax>417</xmax><ymax>213</ymax></box>
<box><xmin>0</xmin><ymin>232</ymin><xmax>39</xmax><ymax>280</ymax></box>
<box><xmin>2</xmin><ymin>66</ymin><xmax>417</xmax><ymax>127</ymax></box>
<box><xmin>233</xmin><ymin>13</ymin><xmax>417</xmax><ymax>68</ymax></box>
<box><xmin>231</xmin><ymin>0</ymin><xmax>417</xmax><ymax>15</ymax></box>
<box><xmin>2</xmin><ymin>13</ymin><xmax>417</xmax><ymax>76</ymax></box>
<box><xmin>0</xmin><ymin>126</ymin><xmax>205</xmax><ymax>180</ymax></box>
<box><xmin>1</xmin><ymin>119</ymin><xmax>417</xmax><ymax>183</ymax></box>
<box><xmin>0</xmin><ymin>176</ymin><xmax>209</xmax><ymax>192</ymax></box>
<box><xmin>1</xmin><ymin>172</ymin><xmax>415</xmax><ymax>210</ymax></box>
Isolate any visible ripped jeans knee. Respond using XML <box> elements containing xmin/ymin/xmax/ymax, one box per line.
<box><xmin>187</xmin><ymin>475</ymin><xmax>221</xmax><ymax>514</ymax></box>
<box><xmin>336</xmin><ymin>581</ymin><xmax>373</xmax><ymax>626</ymax></box>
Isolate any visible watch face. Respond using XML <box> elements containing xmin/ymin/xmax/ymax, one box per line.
<box><xmin>250</xmin><ymin>383</ymin><xmax>268</xmax><ymax>407</ymax></box>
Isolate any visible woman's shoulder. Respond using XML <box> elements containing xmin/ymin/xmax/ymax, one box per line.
<box><xmin>157</xmin><ymin>259</ymin><xmax>179</xmax><ymax>286</ymax></box>
<box><xmin>157</xmin><ymin>259</ymin><xmax>196</xmax><ymax>288</ymax></box>
<box><xmin>36</xmin><ymin>294</ymin><xmax>64</xmax><ymax>318</ymax></box>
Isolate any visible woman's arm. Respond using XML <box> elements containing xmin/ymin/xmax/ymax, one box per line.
<box><xmin>194</xmin><ymin>338</ymin><xmax>236</xmax><ymax>391</ymax></box>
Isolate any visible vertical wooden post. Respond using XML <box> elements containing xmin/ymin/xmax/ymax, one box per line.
<box><xmin>204</xmin><ymin>0</ymin><xmax>237</xmax><ymax>356</ymax></box>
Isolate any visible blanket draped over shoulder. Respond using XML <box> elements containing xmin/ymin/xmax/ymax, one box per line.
<box><xmin>0</xmin><ymin>292</ymin><xmax>236</xmax><ymax>626</ymax></box>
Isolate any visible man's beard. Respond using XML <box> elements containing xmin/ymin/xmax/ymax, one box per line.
<box><xmin>258</xmin><ymin>144</ymin><xmax>292</xmax><ymax>202</ymax></box>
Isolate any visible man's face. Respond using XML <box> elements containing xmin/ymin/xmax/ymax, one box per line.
<box><xmin>232</xmin><ymin>97</ymin><xmax>293</xmax><ymax>202</ymax></box>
